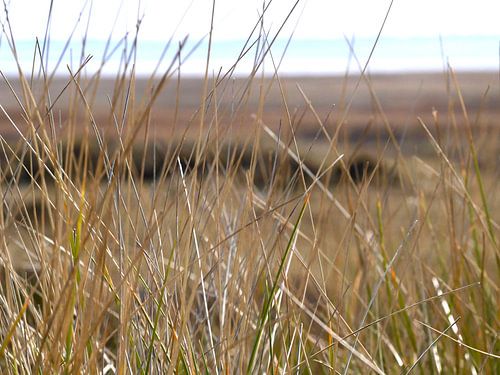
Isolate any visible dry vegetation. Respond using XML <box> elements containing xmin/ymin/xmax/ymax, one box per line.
<box><xmin>0</xmin><ymin>3</ymin><xmax>499</xmax><ymax>374</ymax></box>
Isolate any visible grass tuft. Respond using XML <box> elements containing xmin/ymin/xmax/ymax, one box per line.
<box><xmin>0</xmin><ymin>2</ymin><xmax>498</xmax><ymax>374</ymax></box>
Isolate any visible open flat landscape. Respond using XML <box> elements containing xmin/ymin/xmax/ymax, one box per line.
<box><xmin>3</xmin><ymin>71</ymin><xmax>499</xmax><ymax>140</ymax></box>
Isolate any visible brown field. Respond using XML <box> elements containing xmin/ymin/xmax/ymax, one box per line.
<box><xmin>2</xmin><ymin>71</ymin><xmax>499</xmax><ymax>162</ymax></box>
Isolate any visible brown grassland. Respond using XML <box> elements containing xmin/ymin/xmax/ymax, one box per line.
<box><xmin>0</xmin><ymin>6</ymin><xmax>499</xmax><ymax>375</ymax></box>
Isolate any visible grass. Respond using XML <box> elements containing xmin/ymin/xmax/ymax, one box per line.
<box><xmin>0</xmin><ymin>2</ymin><xmax>499</xmax><ymax>373</ymax></box>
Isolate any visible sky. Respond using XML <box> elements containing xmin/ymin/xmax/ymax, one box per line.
<box><xmin>3</xmin><ymin>0</ymin><xmax>499</xmax><ymax>41</ymax></box>
<box><xmin>1</xmin><ymin>0</ymin><xmax>499</xmax><ymax>74</ymax></box>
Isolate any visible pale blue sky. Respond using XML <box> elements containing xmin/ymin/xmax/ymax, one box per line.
<box><xmin>1</xmin><ymin>1</ymin><xmax>498</xmax><ymax>75</ymax></box>
<box><xmin>4</xmin><ymin>0</ymin><xmax>499</xmax><ymax>42</ymax></box>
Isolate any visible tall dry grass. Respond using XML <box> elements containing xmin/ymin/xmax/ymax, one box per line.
<box><xmin>0</xmin><ymin>2</ymin><xmax>498</xmax><ymax>374</ymax></box>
